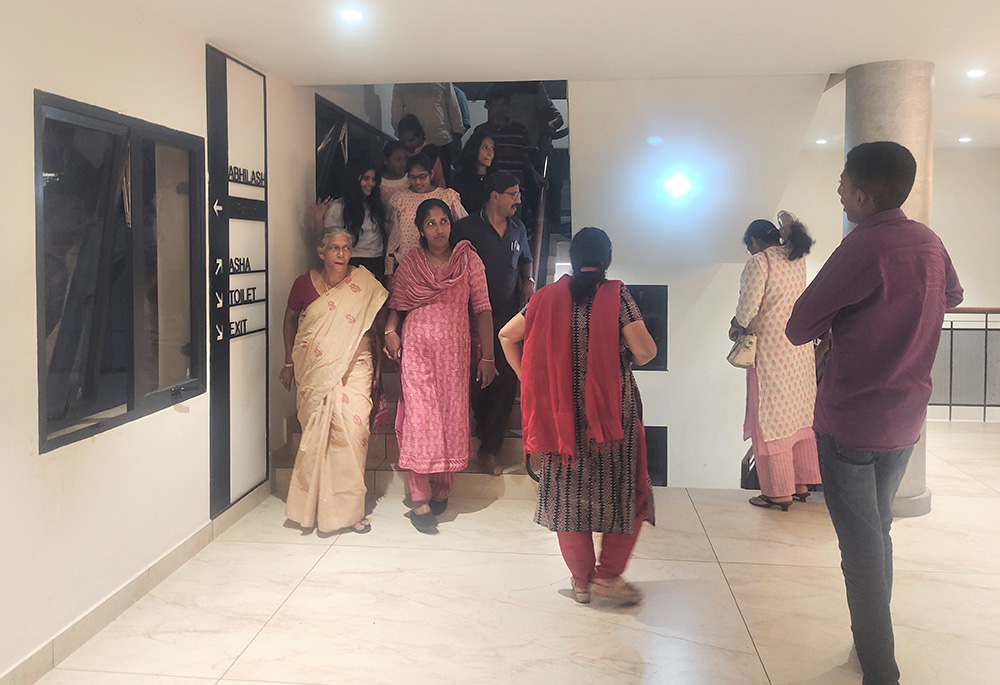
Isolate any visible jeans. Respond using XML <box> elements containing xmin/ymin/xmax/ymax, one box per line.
<box><xmin>816</xmin><ymin>432</ymin><xmax>913</xmax><ymax>685</ymax></box>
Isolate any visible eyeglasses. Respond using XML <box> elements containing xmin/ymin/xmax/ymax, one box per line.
<box><xmin>407</xmin><ymin>172</ymin><xmax>431</xmax><ymax>181</ymax></box>
<box><xmin>503</xmin><ymin>190</ymin><xmax>522</xmax><ymax>199</ymax></box>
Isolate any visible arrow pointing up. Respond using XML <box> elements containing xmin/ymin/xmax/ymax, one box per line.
<box><xmin>215</xmin><ymin>292</ymin><xmax>223</xmax><ymax>308</ymax></box>
<box><xmin>213</xmin><ymin>199</ymin><xmax>223</xmax><ymax>216</ymax></box>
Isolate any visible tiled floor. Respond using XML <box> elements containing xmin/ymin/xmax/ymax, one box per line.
<box><xmin>38</xmin><ymin>422</ymin><xmax>1000</xmax><ymax>684</ymax></box>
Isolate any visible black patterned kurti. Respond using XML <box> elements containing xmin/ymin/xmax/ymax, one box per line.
<box><xmin>527</xmin><ymin>287</ymin><xmax>656</xmax><ymax>534</ymax></box>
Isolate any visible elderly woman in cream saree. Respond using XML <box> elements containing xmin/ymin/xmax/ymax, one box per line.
<box><xmin>280</xmin><ymin>227</ymin><xmax>388</xmax><ymax>534</ymax></box>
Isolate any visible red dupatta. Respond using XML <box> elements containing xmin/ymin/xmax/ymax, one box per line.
<box><xmin>521</xmin><ymin>275</ymin><xmax>624</xmax><ymax>463</ymax></box>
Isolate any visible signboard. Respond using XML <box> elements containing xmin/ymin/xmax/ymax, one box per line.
<box><xmin>207</xmin><ymin>46</ymin><xmax>269</xmax><ymax>517</ymax></box>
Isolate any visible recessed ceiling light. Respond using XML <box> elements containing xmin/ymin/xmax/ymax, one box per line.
<box><xmin>959</xmin><ymin>137</ymin><xmax>972</xmax><ymax>143</ymax></box>
<box><xmin>816</xmin><ymin>139</ymin><xmax>828</xmax><ymax>145</ymax></box>
<box><xmin>646</xmin><ymin>136</ymin><xmax>664</xmax><ymax>146</ymax></box>
<box><xmin>341</xmin><ymin>9</ymin><xmax>363</xmax><ymax>21</ymax></box>
<box><xmin>664</xmin><ymin>172</ymin><xmax>692</xmax><ymax>199</ymax></box>
<box><xmin>967</xmin><ymin>69</ymin><xmax>986</xmax><ymax>78</ymax></box>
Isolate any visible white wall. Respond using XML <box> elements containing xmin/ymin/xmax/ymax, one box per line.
<box><xmin>0</xmin><ymin>4</ymin><xmax>328</xmax><ymax>677</ymax></box>
<box><xmin>0</xmin><ymin>2</ymin><xmax>211</xmax><ymax>676</ymax></box>
<box><xmin>930</xmin><ymin>147</ymin><xmax>1000</xmax><ymax>307</ymax></box>
<box><xmin>267</xmin><ymin>84</ymin><xmax>369</xmax><ymax>452</ymax></box>
<box><xmin>779</xmin><ymin>146</ymin><xmax>1000</xmax><ymax>307</ymax></box>
<box><xmin>568</xmin><ymin>75</ymin><xmax>827</xmax><ymax>487</ymax></box>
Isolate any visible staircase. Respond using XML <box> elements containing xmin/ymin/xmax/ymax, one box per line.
<box><xmin>271</xmin><ymin>363</ymin><xmax>538</xmax><ymax>503</ymax></box>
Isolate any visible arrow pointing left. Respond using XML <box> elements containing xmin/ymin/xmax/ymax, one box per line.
<box><xmin>213</xmin><ymin>199</ymin><xmax>223</xmax><ymax>216</ymax></box>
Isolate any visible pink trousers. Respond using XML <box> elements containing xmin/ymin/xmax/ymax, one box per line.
<box><xmin>409</xmin><ymin>471</ymin><xmax>455</xmax><ymax>503</ymax></box>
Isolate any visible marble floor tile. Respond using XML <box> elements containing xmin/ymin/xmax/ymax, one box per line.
<box><xmin>225</xmin><ymin>547</ymin><xmax>767</xmax><ymax>685</ymax></box>
<box><xmin>892</xmin><ymin>570</ymin><xmax>1000</xmax><ymax>684</ymax></box>
<box><xmin>688</xmin><ymin>488</ymin><xmax>843</xmax><ymax>568</ymax></box>
<box><xmin>58</xmin><ymin>542</ymin><xmax>327</xmax><ymax>679</ymax></box>
<box><xmin>936</xmin><ymin>455</ymin><xmax>1000</xmax><ymax>494</ymax></box>
<box><xmin>725</xmin><ymin>562</ymin><xmax>1000</xmax><ymax>685</ymax></box>
<box><xmin>36</xmin><ymin>671</ymin><xmax>215</xmax><ymax>684</ymax></box>
<box><xmin>631</xmin><ymin>487</ymin><xmax>717</xmax><ymax>563</ymax></box>
<box><xmin>215</xmin><ymin>495</ymin><xmax>338</xmax><ymax>545</ymax></box>
<box><xmin>924</xmin><ymin>452</ymin><xmax>1000</xmax><ymax>496</ymax></box>
<box><xmin>334</xmin><ymin>495</ymin><xmax>561</xmax><ymax>556</ymax></box>
<box><xmin>722</xmin><ymin>562</ymin><xmax>860</xmax><ymax>685</ymax></box>
<box><xmin>891</xmin><ymin>495</ymin><xmax>1000</xmax><ymax>574</ymax></box>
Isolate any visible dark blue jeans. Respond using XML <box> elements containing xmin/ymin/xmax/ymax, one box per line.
<box><xmin>816</xmin><ymin>432</ymin><xmax>913</xmax><ymax>685</ymax></box>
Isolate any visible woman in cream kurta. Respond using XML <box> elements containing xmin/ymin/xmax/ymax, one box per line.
<box><xmin>732</xmin><ymin>216</ymin><xmax>820</xmax><ymax>509</ymax></box>
<box><xmin>280</xmin><ymin>228</ymin><xmax>388</xmax><ymax>533</ymax></box>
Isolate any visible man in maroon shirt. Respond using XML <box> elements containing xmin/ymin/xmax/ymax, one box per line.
<box><xmin>786</xmin><ymin>141</ymin><xmax>963</xmax><ymax>685</ymax></box>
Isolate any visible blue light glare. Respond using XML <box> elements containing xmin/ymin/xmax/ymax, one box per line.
<box><xmin>646</xmin><ymin>136</ymin><xmax>664</xmax><ymax>146</ymax></box>
<box><xmin>663</xmin><ymin>172</ymin><xmax>692</xmax><ymax>198</ymax></box>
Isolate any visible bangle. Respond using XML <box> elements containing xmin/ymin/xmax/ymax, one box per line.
<box><xmin>384</xmin><ymin>330</ymin><xmax>397</xmax><ymax>336</ymax></box>
<box><xmin>481</xmin><ymin>358</ymin><xmax>495</xmax><ymax>363</ymax></box>
<box><xmin>283</xmin><ymin>362</ymin><xmax>294</xmax><ymax>368</ymax></box>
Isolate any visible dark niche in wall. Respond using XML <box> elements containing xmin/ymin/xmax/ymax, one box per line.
<box><xmin>626</xmin><ymin>285</ymin><xmax>667</xmax><ymax>371</ymax></box>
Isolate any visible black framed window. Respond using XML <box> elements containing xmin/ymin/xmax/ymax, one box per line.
<box><xmin>35</xmin><ymin>91</ymin><xmax>206</xmax><ymax>452</ymax></box>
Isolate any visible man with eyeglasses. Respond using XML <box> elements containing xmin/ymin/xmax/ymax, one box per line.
<box><xmin>453</xmin><ymin>171</ymin><xmax>535</xmax><ymax>475</ymax></box>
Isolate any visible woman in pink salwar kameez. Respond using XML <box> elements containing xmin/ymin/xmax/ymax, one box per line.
<box><xmin>730</xmin><ymin>212</ymin><xmax>821</xmax><ymax>511</ymax></box>
<box><xmin>383</xmin><ymin>198</ymin><xmax>496</xmax><ymax>533</ymax></box>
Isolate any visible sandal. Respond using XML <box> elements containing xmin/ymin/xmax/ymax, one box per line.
<box><xmin>793</xmin><ymin>491</ymin><xmax>811</xmax><ymax>503</ymax></box>
<box><xmin>410</xmin><ymin>510</ymin><xmax>438</xmax><ymax>534</ymax></box>
<box><xmin>590</xmin><ymin>576</ymin><xmax>643</xmax><ymax>605</ymax></box>
<box><xmin>570</xmin><ymin>579</ymin><xmax>591</xmax><ymax>604</ymax></box>
<box><xmin>749</xmin><ymin>495</ymin><xmax>793</xmax><ymax>512</ymax></box>
<box><xmin>351</xmin><ymin>517</ymin><xmax>372</xmax><ymax>534</ymax></box>
<box><xmin>429</xmin><ymin>499</ymin><xmax>448</xmax><ymax>516</ymax></box>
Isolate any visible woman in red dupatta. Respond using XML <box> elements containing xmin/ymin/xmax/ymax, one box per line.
<box><xmin>499</xmin><ymin>227</ymin><xmax>657</xmax><ymax>605</ymax></box>
<box><xmin>279</xmin><ymin>227</ymin><xmax>388</xmax><ymax>534</ymax></box>
<box><xmin>384</xmin><ymin>199</ymin><xmax>496</xmax><ymax>533</ymax></box>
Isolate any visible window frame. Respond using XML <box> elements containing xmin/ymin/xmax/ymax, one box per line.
<box><xmin>34</xmin><ymin>90</ymin><xmax>207</xmax><ymax>453</ymax></box>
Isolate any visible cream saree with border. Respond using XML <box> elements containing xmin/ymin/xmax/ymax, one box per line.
<box><xmin>285</xmin><ymin>267</ymin><xmax>387</xmax><ymax>532</ymax></box>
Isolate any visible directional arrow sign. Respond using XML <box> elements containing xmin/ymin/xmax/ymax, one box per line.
<box><xmin>215</xmin><ymin>258</ymin><xmax>223</xmax><ymax>275</ymax></box>
<box><xmin>215</xmin><ymin>292</ymin><xmax>223</xmax><ymax>308</ymax></box>
<box><xmin>215</xmin><ymin>325</ymin><xmax>223</xmax><ymax>341</ymax></box>
<box><xmin>213</xmin><ymin>199</ymin><xmax>223</xmax><ymax>216</ymax></box>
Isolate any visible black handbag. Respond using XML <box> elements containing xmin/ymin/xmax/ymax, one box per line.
<box><xmin>740</xmin><ymin>448</ymin><xmax>760</xmax><ymax>490</ymax></box>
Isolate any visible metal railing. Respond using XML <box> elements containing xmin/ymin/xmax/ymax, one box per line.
<box><xmin>530</xmin><ymin>152</ymin><xmax>550</xmax><ymax>286</ymax></box>
<box><xmin>930</xmin><ymin>307</ymin><xmax>1000</xmax><ymax>420</ymax></box>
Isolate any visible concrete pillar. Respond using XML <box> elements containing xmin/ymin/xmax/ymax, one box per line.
<box><xmin>844</xmin><ymin>60</ymin><xmax>934</xmax><ymax>517</ymax></box>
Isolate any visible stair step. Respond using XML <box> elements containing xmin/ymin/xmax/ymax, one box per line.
<box><xmin>271</xmin><ymin>465</ymin><xmax>537</xmax><ymax>503</ymax></box>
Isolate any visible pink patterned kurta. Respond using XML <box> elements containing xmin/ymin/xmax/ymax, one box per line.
<box><xmin>735</xmin><ymin>245</ymin><xmax>817</xmax><ymax>447</ymax></box>
<box><xmin>389</xmin><ymin>242</ymin><xmax>491</xmax><ymax>473</ymax></box>
<box><xmin>385</xmin><ymin>187</ymin><xmax>467</xmax><ymax>275</ymax></box>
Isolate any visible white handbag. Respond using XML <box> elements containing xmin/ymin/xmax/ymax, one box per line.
<box><xmin>727</xmin><ymin>334</ymin><xmax>757</xmax><ymax>369</ymax></box>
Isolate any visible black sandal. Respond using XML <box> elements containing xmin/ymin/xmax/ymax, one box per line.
<box><xmin>410</xmin><ymin>510</ymin><xmax>438</xmax><ymax>533</ymax></box>
<box><xmin>792</xmin><ymin>491</ymin><xmax>811</xmax><ymax>503</ymax></box>
<box><xmin>429</xmin><ymin>498</ymin><xmax>448</xmax><ymax>516</ymax></box>
<box><xmin>749</xmin><ymin>495</ymin><xmax>793</xmax><ymax>512</ymax></box>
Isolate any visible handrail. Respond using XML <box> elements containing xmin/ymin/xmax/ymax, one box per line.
<box><xmin>530</xmin><ymin>152</ymin><xmax>550</xmax><ymax>286</ymax></box>
<box><xmin>946</xmin><ymin>307</ymin><xmax>1000</xmax><ymax>314</ymax></box>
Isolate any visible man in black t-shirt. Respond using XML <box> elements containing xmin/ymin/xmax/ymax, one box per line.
<box><xmin>453</xmin><ymin>172</ymin><xmax>535</xmax><ymax>475</ymax></box>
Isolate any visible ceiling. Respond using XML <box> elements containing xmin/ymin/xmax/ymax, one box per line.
<box><xmin>127</xmin><ymin>0</ymin><xmax>1000</xmax><ymax>146</ymax></box>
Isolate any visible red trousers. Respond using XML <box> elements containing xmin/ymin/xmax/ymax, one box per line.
<box><xmin>556</xmin><ymin>426</ymin><xmax>650</xmax><ymax>584</ymax></box>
